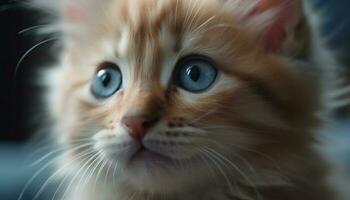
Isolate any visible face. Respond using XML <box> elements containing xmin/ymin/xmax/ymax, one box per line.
<box><xmin>51</xmin><ymin>0</ymin><xmax>315</xmax><ymax>194</ymax></box>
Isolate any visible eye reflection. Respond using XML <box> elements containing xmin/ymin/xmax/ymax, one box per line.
<box><xmin>176</xmin><ymin>57</ymin><xmax>217</xmax><ymax>93</ymax></box>
<box><xmin>91</xmin><ymin>62</ymin><xmax>122</xmax><ymax>98</ymax></box>
<box><xmin>186</xmin><ymin>65</ymin><xmax>201</xmax><ymax>82</ymax></box>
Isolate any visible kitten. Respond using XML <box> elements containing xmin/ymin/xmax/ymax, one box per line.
<box><xmin>32</xmin><ymin>0</ymin><xmax>341</xmax><ymax>199</ymax></box>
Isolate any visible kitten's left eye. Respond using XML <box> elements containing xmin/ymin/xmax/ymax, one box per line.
<box><xmin>91</xmin><ymin>62</ymin><xmax>122</xmax><ymax>99</ymax></box>
<box><xmin>176</xmin><ymin>56</ymin><xmax>217</xmax><ymax>93</ymax></box>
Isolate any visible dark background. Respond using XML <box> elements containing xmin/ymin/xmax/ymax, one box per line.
<box><xmin>1</xmin><ymin>0</ymin><xmax>36</xmax><ymax>141</ymax></box>
<box><xmin>0</xmin><ymin>0</ymin><xmax>56</xmax><ymax>141</ymax></box>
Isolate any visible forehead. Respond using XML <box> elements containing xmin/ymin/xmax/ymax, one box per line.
<box><xmin>71</xmin><ymin>0</ymin><xmax>258</xmax><ymax>88</ymax></box>
<box><xmin>118</xmin><ymin>0</ymin><xmax>220</xmax><ymax>35</ymax></box>
<box><xmin>110</xmin><ymin>0</ymin><xmax>244</xmax><ymax>59</ymax></box>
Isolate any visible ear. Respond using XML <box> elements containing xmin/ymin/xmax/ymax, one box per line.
<box><xmin>58</xmin><ymin>0</ymin><xmax>112</xmax><ymax>38</ymax></box>
<box><xmin>31</xmin><ymin>0</ymin><xmax>112</xmax><ymax>38</ymax></box>
<box><xmin>226</xmin><ymin>0</ymin><xmax>303</xmax><ymax>53</ymax></box>
<box><xmin>60</xmin><ymin>0</ymin><xmax>104</xmax><ymax>24</ymax></box>
<box><xmin>253</xmin><ymin>0</ymin><xmax>302</xmax><ymax>52</ymax></box>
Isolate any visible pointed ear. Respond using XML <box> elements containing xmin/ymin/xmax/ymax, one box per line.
<box><xmin>60</xmin><ymin>0</ymin><xmax>103</xmax><ymax>25</ymax></box>
<box><xmin>227</xmin><ymin>0</ymin><xmax>303</xmax><ymax>53</ymax></box>
<box><xmin>252</xmin><ymin>0</ymin><xmax>302</xmax><ymax>52</ymax></box>
<box><xmin>31</xmin><ymin>0</ymin><xmax>112</xmax><ymax>38</ymax></box>
<box><xmin>31</xmin><ymin>0</ymin><xmax>109</xmax><ymax>25</ymax></box>
<box><xmin>58</xmin><ymin>0</ymin><xmax>112</xmax><ymax>37</ymax></box>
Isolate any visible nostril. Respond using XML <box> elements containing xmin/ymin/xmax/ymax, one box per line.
<box><xmin>142</xmin><ymin>121</ymin><xmax>149</xmax><ymax>128</ymax></box>
<box><xmin>142</xmin><ymin>119</ymin><xmax>157</xmax><ymax>129</ymax></box>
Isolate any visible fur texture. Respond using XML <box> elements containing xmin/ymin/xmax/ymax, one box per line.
<box><xmin>32</xmin><ymin>0</ymin><xmax>342</xmax><ymax>199</ymax></box>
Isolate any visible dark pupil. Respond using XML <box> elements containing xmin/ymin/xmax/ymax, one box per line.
<box><xmin>100</xmin><ymin>72</ymin><xmax>111</xmax><ymax>87</ymax></box>
<box><xmin>186</xmin><ymin>65</ymin><xmax>200</xmax><ymax>82</ymax></box>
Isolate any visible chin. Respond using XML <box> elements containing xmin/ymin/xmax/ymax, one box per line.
<box><xmin>90</xmin><ymin>125</ymin><xmax>210</xmax><ymax>194</ymax></box>
<box><xmin>125</xmin><ymin>166</ymin><xmax>209</xmax><ymax>194</ymax></box>
<box><xmin>100</xmin><ymin>147</ymin><xmax>209</xmax><ymax>194</ymax></box>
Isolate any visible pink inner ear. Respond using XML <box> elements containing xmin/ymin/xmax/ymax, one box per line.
<box><xmin>250</xmin><ymin>0</ymin><xmax>301</xmax><ymax>51</ymax></box>
<box><xmin>64</xmin><ymin>4</ymin><xmax>89</xmax><ymax>24</ymax></box>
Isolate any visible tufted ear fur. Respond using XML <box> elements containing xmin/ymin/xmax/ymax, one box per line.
<box><xmin>60</xmin><ymin>0</ymin><xmax>115</xmax><ymax>38</ymax></box>
<box><xmin>253</xmin><ymin>0</ymin><xmax>302</xmax><ymax>52</ymax></box>
<box><xmin>59</xmin><ymin>0</ymin><xmax>110</xmax><ymax>24</ymax></box>
<box><xmin>31</xmin><ymin>0</ymin><xmax>113</xmax><ymax>39</ymax></box>
<box><xmin>224</xmin><ymin>0</ymin><xmax>304</xmax><ymax>54</ymax></box>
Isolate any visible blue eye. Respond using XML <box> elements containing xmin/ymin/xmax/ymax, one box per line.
<box><xmin>176</xmin><ymin>57</ymin><xmax>217</xmax><ymax>92</ymax></box>
<box><xmin>91</xmin><ymin>63</ymin><xmax>122</xmax><ymax>98</ymax></box>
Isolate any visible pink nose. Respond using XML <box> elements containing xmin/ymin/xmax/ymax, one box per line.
<box><xmin>122</xmin><ymin>116</ymin><xmax>155</xmax><ymax>142</ymax></box>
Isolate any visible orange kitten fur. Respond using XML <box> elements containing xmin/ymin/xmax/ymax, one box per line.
<box><xmin>41</xmin><ymin>0</ymin><xmax>336</xmax><ymax>199</ymax></box>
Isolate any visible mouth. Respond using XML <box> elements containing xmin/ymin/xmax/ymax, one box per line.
<box><xmin>129</xmin><ymin>146</ymin><xmax>174</xmax><ymax>165</ymax></box>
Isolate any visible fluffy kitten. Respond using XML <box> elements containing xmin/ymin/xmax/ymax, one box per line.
<box><xmin>33</xmin><ymin>0</ymin><xmax>340</xmax><ymax>199</ymax></box>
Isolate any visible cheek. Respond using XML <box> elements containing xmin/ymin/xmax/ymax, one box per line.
<box><xmin>57</xmin><ymin>97</ymin><xmax>109</xmax><ymax>143</ymax></box>
<box><xmin>164</xmin><ymin>86</ymin><xmax>267</xmax><ymax>146</ymax></box>
<box><xmin>69</xmin><ymin>86</ymin><xmax>126</xmax><ymax>129</ymax></box>
<box><xmin>165</xmin><ymin>84</ymin><xmax>249</xmax><ymax>121</ymax></box>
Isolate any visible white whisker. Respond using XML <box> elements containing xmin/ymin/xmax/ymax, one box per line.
<box><xmin>94</xmin><ymin>159</ymin><xmax>109</xmax><ymax>187</ymax></box>
<box><xmin>18</xmin><ymin>154</ymin><xmax>61</xmax><ymax>200</ymax></box>
<box><xmin>31</xmin><ymin>149</ymin><xmax>95</xmax><ymax>200</ymax></box>
<box><xmin>187</xmin><ymin>0</ymin><xmax>206</xmax><ymax>31</ymax></box>
<box><xmin>18</xmin><ymin>24</ymin><xmax>50</xmax><ymax>35</ymax></box>
<box><xmin>77</xmin><ymin>151</ymin><xmax>103</xmax><ymax>191</ymax></box>
<box><xmin>50</xmin><ymin>152</ymin><xmax>97</xmax><ymax>200</ymax></box>
<box><xmin>14</xmin><ymin>37</ymin><xmax>58</xmax><ymax>87</ymax></box>
<box><xmin>197</xmin><ymin>153</ymin><xmax>219</xmax><ymax>185</ymax></box>
<box><xmin>31</xmin><ymin>142</ymin><xmax>93</xmax><ymax>166</ymax></box>
<box><xmin>203</xmin><ymin>147</ymin><xmax>262</xmax><ymax>200</ymax></box>
<box><xmin>104</xmin><ymin>161</ymin><xmax>113</xmax><ymax>185</ymax></box>
<box><xmin>199</xmin><ymin>148</ymin><xmax>237</xmax><ymax>195</ymax></box>
<box><xmin>59</xmin><ymin>152</ymin><xmax>101</xmax><ymax>200</ymax></box>
<box><xmin>112</xmin><ymin>160</ymin><xmax>120</xmax><ymax>185</ymax></box>
<box><xmin>87</xmin><ymin>155</ymin><xmax>105</xmax><ymax>194</ymax></box>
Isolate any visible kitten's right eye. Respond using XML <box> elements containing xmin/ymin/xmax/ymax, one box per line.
<box><xmin>175</xmin><ymin>56</ymin><xmax>217</xmax><ymax>93</ymax></box>
<box><xmin>91</xmin><ymin>62</ymin><xmax>122</xmax><ymax>99</ymax></box>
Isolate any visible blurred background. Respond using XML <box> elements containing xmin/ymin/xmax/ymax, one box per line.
<box><xmin>0</xmin><ymin>0</ymin><xmax>349</xmax><ymax>200</ymax></box>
